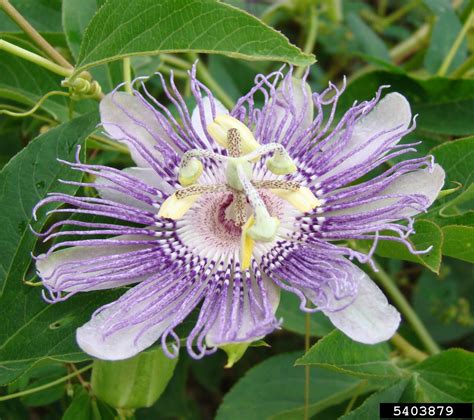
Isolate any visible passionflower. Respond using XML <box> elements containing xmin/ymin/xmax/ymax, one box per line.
<box><xmin>34</xmin><ymin>65</ymin><xmax>444</xmax><ymax>361</ymax></box>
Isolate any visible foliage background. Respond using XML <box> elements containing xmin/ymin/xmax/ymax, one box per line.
<box><xmin>0</xmin><ymin>0</ymin><xmax>473</xmax><ymax>418</ymax></box>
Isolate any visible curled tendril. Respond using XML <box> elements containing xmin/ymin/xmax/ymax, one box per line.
<box><xmin>0</xmin><ymin>90</ymin><xmax>70</xmax><ymax>118</ymax></box>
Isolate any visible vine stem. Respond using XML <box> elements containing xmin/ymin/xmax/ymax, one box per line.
<box><xmin>452</xmin><ymin>54</ymin><xmax>474</xmax><ymax>78</ymax></box>
<box><xmin>371</xmin><ymin>261</ymin><xmax>440</xmax><ymax>355</ymax></box>
<box><xmin>161</xmin><ymin>53</ymin><xmax>190</xmax><ymax>70</ymax></box>
<box><xmin>303</xmin><ymin>312</ymin><xmax>311</xmax><ymax>420</ymax></box>
<box><xmin>0</xmin><ymin>0</ymin><xmax>73</xmax><ymax>69</ymax></box>
<box><xmin>0</xmin><ymin>365</ymin><xmax>92</xmax><ymax>402</ymax></box>
<box><xmin>437</xmin><ymin>9</ymin><xmax>474</xmax><ymax>77</ymax></box>
<box><xmin>123</xmin><ymin>57</ymin><xmax>132</xmax><ymax>94</ymax></box>
<box><xmin>0</xmin><ymin>40</ymin><xmax>72</xmax><ymax>77</ymax></box>
<box><xmin>391</xmin><ymin>333</ymin><xmax>428</xmax><ymax>362</ymax></box>
<box><xmin>295</xmin><ymin>4</ymin><xmax>318</xmax><ymax>79</ymax></box>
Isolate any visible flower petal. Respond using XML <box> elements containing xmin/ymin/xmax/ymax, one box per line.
<box><xmin>191</xmin><ymin>96</ymin><xmax>228</xmax><ymax>146</ymax></box>
<box><xmin>96</xmin><ymin>167</ymin><xmax>175</xmax><ymax>211</ymax></box>
<box><xmin>205</xmin><ymin>270</ymin><xmax>280</xmax><ymax>347</ymax></box>
<box><xmin>327</xmin><ymin>164</ymin><xmax>445</xmax><ymax>218</ymax></box>
<box><xmin>37</xmin><ymin>236</ymin><xmax>155</xmax><ymax>293</ymax></box>
<box><xmin>264</xmin><ymin>245</ymin><xmax>399</xmax><ymax>343</ymax></box>
<box><xmin>321</xmin><ymin>92</ymin><xmax>411</xmax><ymax>180</ymax></box>
<box><xmin>321</xmin><ymin>263</ymin><xmax>401</xmax><ymax>344</ymax></box>
<box><xmin>77</xmin><ymin>269</ymin><xmax>201</xmax><ymax>360</ymax></box>
<box><xmin>100</xmin><ymin>92</ymin><xmax>171</xmax><ymax>167</ymax></box>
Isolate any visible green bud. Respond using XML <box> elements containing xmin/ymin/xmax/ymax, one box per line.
<box><xmin>91</xmin><ymin>348</ymin><xmax>177</xmax><ymax>409</ymax></box>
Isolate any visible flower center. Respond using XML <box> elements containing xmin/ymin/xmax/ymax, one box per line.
<box><xmin>158</xmin><ymin>115</ymin><xmax>321</xmax><ymax>269</ymax></box>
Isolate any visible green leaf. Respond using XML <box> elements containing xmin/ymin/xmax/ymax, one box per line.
<box><xmin>216</xmin><ymin>352</ymin><xmax>369</xmax><ymax>420</ymax></box>
<box><xmin>368</xmin><ymin>220</ymin><xmax>443</xmax><ymax>273</ymax></box>
<box><xmin>346</xmin><ymin>13</ymin><xmax>390</xmax><ymax>62</ymax></box>
<box><xmin>424</xmin><ymin>6</ymin><xmax>467</xmax><ymax>74</ymax></box>
<box><xmin>62</xmin><ymin>0</ymin><xmax>123</xmax><ymax>92</ymax></box>
<box><xmin>18</xmin><ymin>363</ymin><xmax>67</xmax><ymax>407</ymax></box>
<box><xmin>429</xmin><ymin>136</ymin><xmax>474</xmax><ymax>228</ymax></box>
<box><xmin>441</xmin><ymin>225</ymin><xmax>474</xmax><ymax>263</ymax></box>
<box><xmin>62</xmin><ymin>0</ymin><xmax>101</xmax><ymax>60</ymax></box>
<box><xmin>339</xmin><ymin>71</ymin><xmax>474</xmax><ymax>136</ymax></box>
<box><xmin>91</xmin><ymin>348</ymin><xmax>177</xmax><ymax>409</ymax></box>
<box><xmin>0</xmin><ymin>0</ymin><xmax>63</xmax><ymax>35</ymax></box>
<box><xmin>137</xmin><ymin>358</ymin><xmax>194</xmax><ymax>419</ymax></box>
<box><xmin>413</xmin><ymin>260</ymin><xmax>474</xmax><ymax>343</ymax></box>
<box><xmin>74</xmin><ymin>0</ymin><xmax>314</xmax><ymax>75</ymax></box>
<box><xmin>63</xmin><ymin>385</ymin><xmax>116</xmax><ymax>420</ymax></box>
<box><xmin>341</xmin><ymin>379</ymin><xmax>409</xmax><ymax>419</ymax></box>
<box><xmin>276</xmin><ymin>291</ymin><xmax>334</xmax><ymax>337</ymax></box>
<box><xmin>295</xmin><ymin>330</ymin><xmax>402</xmax><ymax>379</ymax></box>
<box><xmin>409</xmin><ymin>349</ymin><xmax>474</xmax><ymax>402</ymax></box>
<box><xmin>0</xmin><ymin>113</ymin><xmax>121</xmax><ymax>386</ymax></box>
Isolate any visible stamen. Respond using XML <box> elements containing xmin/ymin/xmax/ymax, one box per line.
<box><xmin>175</xmin><ymin>184</ymin><xmax>227</xmax><ymax>199</ymax></box>
<box><xmin>207</xmin><ymin>115</ymin><xmax>260</xmax><ymax>155</ymax></box>
<box><xmin>159</xmin><ymin>184</ymin><xmax>228</xmax><ymax>219</ymax></box>
<box><xmin>227</xmin><ymin>128</ymin><xmax>242</xmax><ymax>158</ymax></box>
<box><xmin>253</xmin><ymin>180</ymin><xmax>300</xmax><ymax>191</ymax></box>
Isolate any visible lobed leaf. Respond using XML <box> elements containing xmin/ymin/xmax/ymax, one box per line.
<box><xmin>216</xmin><ymin>352</ymin><xmax>369</xmax><ymax>420</ymax></box>
<box><xmin>74</xmin><ymin>0</ymin><xmax>314</xmax><ymax>75</ymax></box>
<box><xmin>295</xmin><ymin>330</ymin><xmax>402</xmax><ymax>379</ymax></box>
<box><xmin>0</xmin><ymin>113</ymin><xmax>120</xmax><ymax>386</ymax></box>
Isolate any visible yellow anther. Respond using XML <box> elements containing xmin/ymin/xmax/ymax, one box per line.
<box><xmin>271</xmin><ymin>186</ymin><xmax>320</xmax><ymax>213</ymax></box>
<box><xmin>157</xmin><ymin>193</ymin><xmax>201</xmax><ymax>219</ymax></box>
<box><xmin>178</xmin><ymin>158</ymin><xmax>203</xmax><ymax>186</ymax></box>
<box><xmin>207</xmin><ymin>115</ymin><xmax>260</xmax><ymax>155</ymax></box>
<box><xmin>240</xmin><ymin>216</ymin><xmax>255</xmax><ymax>270</ymax></box>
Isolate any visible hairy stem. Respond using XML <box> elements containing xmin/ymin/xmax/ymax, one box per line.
<box><xmin>303</xmin><ymin>312</ymin><xmax>311</xmax><ymax>420</ymax></box>
<box><xmin>0</xmin><ymin>365</ymin><xmax>92</xmax><ymax>401</ymax></box>
<box><xmin>451</xmin><ymin>54</ymin><xmax>474</xmax><ymax>78</ymax></box>
<box><xmin>0</xmin><ymin>0</ymin><xmax>73</xmax><ymax>69</ymax></box>
<box><xmin>371</xmin><ymin>261</ymin><xmax>440</xmax><ymax>355</ymax></box>
<box><xmin>0</xmin><ymin>40</ymin><xmax>73</xmax><ymax>77</ymax></box>
<box><xmin>437</xmin><ymin>9</ymin><xmax>474</xmax><ymax>76</ymax></box>
<box><xmin>161</xmin><ymin>53</ymin><xmax>190</xmax><ymax>70</ymax></box>
<box><xmin>295</xmin><ymin>4</ymin><xmax>317</xmax><ymax>79</ymax></box>
<box><xmin>391</xmin><ymin>333</ymin><xmax>428</xmax><ymax>362</ymax></box>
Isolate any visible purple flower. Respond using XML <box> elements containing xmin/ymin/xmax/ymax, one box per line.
<box><xmin>34</xmin><ymin>66</ymin><xmax>445</xmax><ymax>361</ymax></box>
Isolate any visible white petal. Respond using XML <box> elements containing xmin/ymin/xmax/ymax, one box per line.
<box><xmin>96</xmin><ymin>167</ymin><xmax>175</xmax><ymax>211</ymax></box>
<box><xmin>321</xmin><ymin>92</ymin><xmax>411</xmax><ymax>180</ymax></box>
<box><xmin>205</xmin><ymin>274</ymin><xmax>280</xmax><ymax>347</ymax></box>
<box><xmin>321</xmin><ymin>262</ymin><xmax>401</xmax><ymax>344</ymax></box>
<box><xmin>100</xmin><ymin>92</ymin><xmax>170</xmax><ymax>167</ymax></box>
<box><xmin>328</xmin><ymin>164</ymin><xmax>445</xmax><ymax>218</ymax></box>
<box><xmin>37</xmin><ymin>235</ymin><xmax>153</xmax><ymax>292</ymax></box>
<box><xmin>191</xmin><ymin>96</ymin><xmax>228</xmax><ymax>146</ymax></box>
<box><xmin>77</xmin><ymin>291</ymin><xmax>168</xmax><ymax>360</ymax></box>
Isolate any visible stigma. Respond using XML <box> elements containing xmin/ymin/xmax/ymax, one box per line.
<box><xmin>157</xmin><ymin>115</ymin><xmax>320</xmax><ymax>269</ymax></box>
